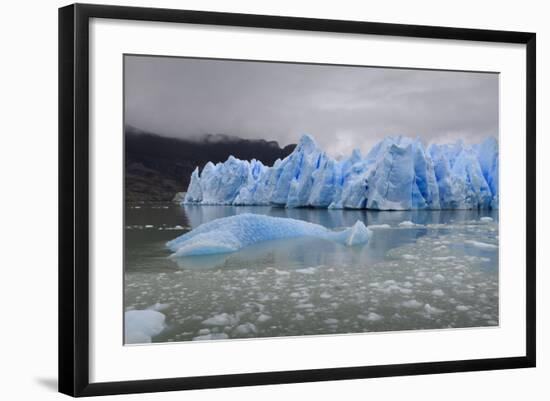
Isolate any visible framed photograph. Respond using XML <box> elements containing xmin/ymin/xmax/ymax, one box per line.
<box><xmin>59</xmin><ymin>3</ymin><xmax>536</xmax><ymax>397</ymax></box>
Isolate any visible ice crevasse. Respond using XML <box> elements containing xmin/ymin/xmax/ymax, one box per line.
<box><xmin>183</xmin><ymin>134</ymin><xmax>499</xmax><ymax>210</ymax></box>
<box><xmin>166</xmin><ymin>213</ymin><xmax>371</xmax><ymax>257</ymax></box>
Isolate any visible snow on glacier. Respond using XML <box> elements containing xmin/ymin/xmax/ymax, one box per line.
<box><xmin>166</xmin><ymin>213</ymin><xmax>371</xmax><ymax>257</ymax></box>
<box><xmin>183</xmin><ymin>134</ymin><xmax>499</xmax><ymax>210</ymax></box>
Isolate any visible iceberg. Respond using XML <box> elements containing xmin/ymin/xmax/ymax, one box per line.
<box><xmin>183</xmin><ymin>134</ymin><xmax>498</xmax><ymax>210</ymax></box>
<box><xmin>124</xmin><ymin>310</ymin><xmax>166</xmax><ymax>344</ymax></box>
<box><xmin>166</xmin><ymin>213</ymin><xmax>371</xmax><ymax>257</ymax></box>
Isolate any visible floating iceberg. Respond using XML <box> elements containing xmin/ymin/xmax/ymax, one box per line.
<box><xmin>183</xmin><ymin>134</ymin><xmax>499</xmax><ymax>210</ymax></box>
<box><xmin>125</xmin><ymin>310</ymin><xmax>166</xmax><ymax>344</ymax></box>
<box><xmin>166</xmin><ymin>213</ymin><xmax>371</xmax><ymax>257</ymax></box>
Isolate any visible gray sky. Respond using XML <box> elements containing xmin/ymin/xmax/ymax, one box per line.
<box><xmin>125</xmin><ymin>55</ymin><xmax>498</xmax><ymax>159</ymax></box>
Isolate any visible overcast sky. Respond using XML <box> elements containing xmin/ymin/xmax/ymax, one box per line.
<box><xmin>124</xmin><ymin>55</ymin><xmax>498</xmax><ymax>159</ymax></box>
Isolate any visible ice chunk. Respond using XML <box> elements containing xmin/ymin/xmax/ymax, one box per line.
<box><xmin>424</xmin><ymin>304</ymin><xmax>444</xmax><ymax>314</ymax></box>
<box><xmin>167</xmin><ymin>214</ymin><xmax>370</xmax><ymax>257</ymax></box>
<box><xmin>233</xmin><ymin>322</ymin><xmax>257</xmax><ymax>336</ymax></box>
<box><xmin>358</xmin><ymin>312</ymin><xmax>383</xmax><ymax>322</ymax></box>
<box><xmin>295</xmin><ymin>267</ymin><xmax>317</xmax><ymax>274</ymax></box>
<box><xmin>192</xmin><ymin>333</ymin><xmax>229</xmax><ymax>341</ymax></box>
<box><xmin>201</xmin><ymin>313</ymin><xmax>238</xmax><ymax>326</ymax></box>
<box><xmin>124</xmin><ymin>310</ymin><xmax>166</xmax><ymax>344</ymax></box>
<box><xmin>256</xmin><ymin>314</ymin><xmax>272</xmax><ymax>323</ymax></box>
<box><xmin>401</xmin><ymin>254</ymin><xmax>418</xmax><ymax>260</ymax></box>
<box><xmin>433</xmin><ymin>274</ymin><xmax>445</xmax><ymax>282</ymax></box>
<box><xmin>464</xmin><ymin>240</ymin><xmax>498</xmax><ymax>250</ymax></box>
<box><xmin>398</xmin><ymin>220</ymin><xmax>416</xmax><ymax>227</ymax></box>
<box><xmin>368</xmin><ymin>224</ymin><xmax>391</xmax><ymax>229</ymax></box>
<box><xmin>402</xmin><ymin>299</ymin><xmax>423</xmax><ymax>309</ymax></box>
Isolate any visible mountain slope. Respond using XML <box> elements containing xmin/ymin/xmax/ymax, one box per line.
<box><xmin>125</xmin><ymin>127</ymin><xmax>296</xmax><ymax>201</ymax></box>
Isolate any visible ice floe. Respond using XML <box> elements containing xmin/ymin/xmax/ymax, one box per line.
<box><xmin>201</xmin><ymin>313</ymin><xmax>238</xmax><ymax>326</ymax></box>
<box><xmin>398</xmin><ymin>220</ymin><xmax>417</xmax><ymax>227</ymax></box>
<box><xmin>167</xmin><ymin>213</ymin><xmax>370</xmax><ymax>257</ymax></box>
<box><xmin>124</xmin><ymin>310</ymin><xmax>166</xmax><ymax>344</ymax></box>
<box><xmin>192</xmin><ymin>333</ymin><xmax>229</xmax><ymax>341</ymax></box>
<box><xmin>233</xmin><ymin>322</ymin><xmax>257</xmax><ymax>336</ymax></box>
<box><xmin>368</xmin><ymin>224</ymin><xmax>391</xmax><ymax>229</ymax></box>
<box><xmin>402</xmin><ymin>299</ymin><xmax>423</xmax><ymax>309</ymax></box>
<box><xmin>464</xmin><ymin>240</ymin><xmax>498</xmax><ymax>250</ymax></box>
<box><xmin>358</xmin><ymin>312</ymin><xmax>383</xmax><ymax>322</ymax></box>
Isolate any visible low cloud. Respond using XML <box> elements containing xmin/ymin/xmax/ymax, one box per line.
<box><xmin>125</xmin><ymin>55</ymin><xmax>498</xmax><ymax>157</ymax></box>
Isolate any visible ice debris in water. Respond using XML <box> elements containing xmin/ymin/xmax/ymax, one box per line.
<box><xmin>166</xmin><ymin>213</ymin><xmax>370</xmax><ymax>257</ymax></box>
<box><xmin>184</xmin><ymin>134</ymin><xmax>499</xmax><ymax>210</ymax></box>
<box><xmin>126</xmin><ymin>216</ymin><xmax>498</xmax><ymax>341</ymax></box>
<box><xmin>124</xmin><ymin>310</ymin><xmax>166</xmax><ymax>344</ymax></box>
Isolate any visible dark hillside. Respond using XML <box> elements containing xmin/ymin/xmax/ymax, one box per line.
<box><xmin>125</xmin><ymin>126</ymin><xmax>295</xmax><ymax>201</ymax></box>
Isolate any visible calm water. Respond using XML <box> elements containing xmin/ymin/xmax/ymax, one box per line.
<box><xmin>124</xmin><ymin>204</ymin><xmax>499</xmax><ymax>343</ymax></box>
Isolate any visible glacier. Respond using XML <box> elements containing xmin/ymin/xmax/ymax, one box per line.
<box><xmin>166</xmin><ymin>213</ymin><xmax>371</xmax><ymax>257</ymax></box>
<box><xmin>183</xmin><ymin>134</ymin><xmax>499</xmax><ymax>210</ymax></box>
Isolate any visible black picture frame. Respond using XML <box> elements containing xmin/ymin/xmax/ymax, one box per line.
<box><xmin>59</xmin><ymin>3</ymin><xmax>536</xmax><ymax>397</ymax></box>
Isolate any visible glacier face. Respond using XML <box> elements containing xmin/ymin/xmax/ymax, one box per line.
<box><xmin>166</xmin><ymin>213</ymin><xmax>371</xmax><ymax>257</ymax></box>
<box><xmin>183</xmin><ymin>134</ymin><xmax>499</xmax><ymax>210</ymax></box>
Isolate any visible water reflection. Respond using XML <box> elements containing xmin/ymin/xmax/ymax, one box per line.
<box><xmin>182</xmin><ymin>204</ymin><xmax>498</xmax><ymax>230</ymax></box>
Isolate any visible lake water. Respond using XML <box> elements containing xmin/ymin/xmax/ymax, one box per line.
<box><xmin>124</xmin><ymin>204</ymin><xmax>499</xmax><ymax>343</ymax></box>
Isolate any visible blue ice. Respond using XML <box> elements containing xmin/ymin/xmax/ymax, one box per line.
<box><xmin>166</xmin><ymin>213</ymin><xmax>371</xmax><ymax>257</ymax></box>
